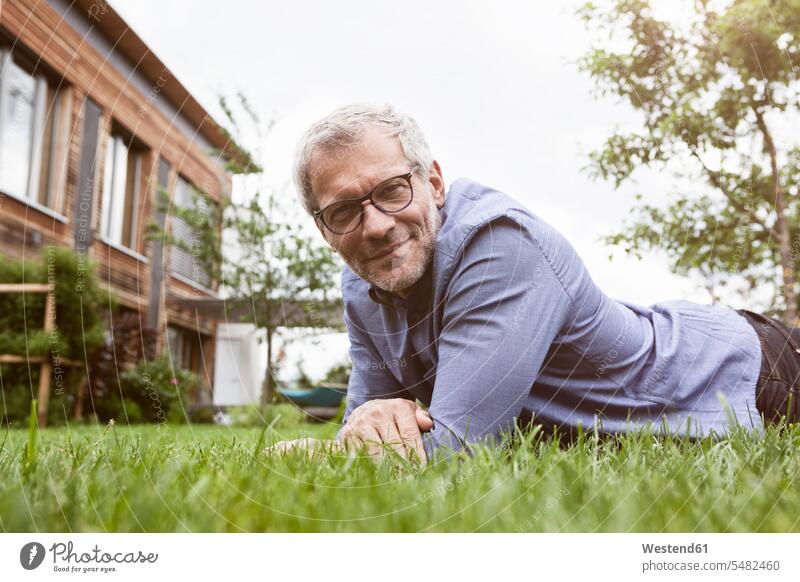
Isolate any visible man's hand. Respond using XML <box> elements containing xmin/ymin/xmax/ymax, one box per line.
<box><xmin>339</xmin><ymin>398</ymin><xmax>433</xmax><ymax>463</ymax></box>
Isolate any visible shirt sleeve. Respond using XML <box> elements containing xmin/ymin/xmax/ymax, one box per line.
<box><xmin>337</xmin><ymin>296</ymin><xmax>416</xmax><ymax>440</ymax></box>
<box><xmin>421</xmin><ymin>215</ymin><xmax>573</xmax><ymax>459</ymax></box>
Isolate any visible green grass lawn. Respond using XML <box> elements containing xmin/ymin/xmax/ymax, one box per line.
<box><xmin>1</xmin><ymin>408</ymin><xmax>799</xmax><ymax>532</ymax></box>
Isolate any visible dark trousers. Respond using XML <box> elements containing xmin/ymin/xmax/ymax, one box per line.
<box><xmin>737</xmin><ymin>309</ymin><xmax>800</xmax><ymax>424</ymax></box>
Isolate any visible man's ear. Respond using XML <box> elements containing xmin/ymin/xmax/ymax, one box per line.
<box><xmin>428</xmin><ymin>160</ymin><xmax>445</xmax><ymax>209</ymax></box>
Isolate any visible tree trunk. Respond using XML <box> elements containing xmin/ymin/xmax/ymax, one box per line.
<box><xmin>756</xmin><ymin>109</ymin><xmax>797</xmax><ymax>324</ymax></box>
<box><xmin>72</xmin><ymin>375</ymin><xmax>88</xmax><ymax>421</ymax></box>
<box><xmin>261</xmin><ymin>328</ymin><xmax>274</xmax><ymax>406</ymax></box>
<box><xmin>773</xmin><ymin>196</ymin><xmax>797</xmax><ymax>324</ymax></box>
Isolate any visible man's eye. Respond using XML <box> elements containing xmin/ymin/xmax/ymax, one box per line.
<box><xmin>375</xmin><ymin>182</ymin><xmax>409</xmax><ymax>202</ymax></box>
<box><xmin>329</xmin><ymin>204</ymin><xmax>359</xmax><ymax>223</ymax></box>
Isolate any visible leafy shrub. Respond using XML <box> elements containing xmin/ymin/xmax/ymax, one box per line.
<box><xmin>0</xmin><ymin>246</ymin><xmax>107</xmax><ymax>359</ymax></box>
<box><xmin>188</xmin><ymin>405</ymin><xmax>218</xmax><ymax>424</ymax></box>
<box><xmin>116</xmin><ymin>356</ymin><xmax>201</xmax><ymax>424</ymax></box>
<box><xmin>83</xmin><ymin>310</ymin><xmax>158</xmax><ymax>423</ymax></box>
<box><xmin>320</xmin><ymin>359</ymin><xmax>352</xmax><ymax>386</ymax></box>
<box><xmin>0</xmin><ymin>247</ymin><xmax>107</xmax><ymax>426</ymax></box>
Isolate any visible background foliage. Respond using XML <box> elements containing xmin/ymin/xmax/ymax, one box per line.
<box><xmin>0</xmin><ymin>247</ymin><xmax>107</xmax><ymax>426</ymax></box>
<box><xmin>579</xmin><ymin>0</ymin><xmax>800</xmax><ymax>319</ymax></box>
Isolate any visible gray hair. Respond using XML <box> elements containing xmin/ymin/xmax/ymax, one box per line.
<box><xmin>292</xmin><ymin>103</ymin><xmax>433</xmax><ymax>215</ymax></box>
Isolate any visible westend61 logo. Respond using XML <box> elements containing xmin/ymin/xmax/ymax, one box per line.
<box><xmin>19</xmin><ymin>541</ymin><xmax>158</xmax><ymax>574</ymax></box>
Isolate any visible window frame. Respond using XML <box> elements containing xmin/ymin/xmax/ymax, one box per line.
<box><xmin>0</xmin><ymin>44</ymin><xmax>70</xmax><ymax>217</ymax></box>
<box><xmin>99</xmin><ymin>126</ymin><xmax>144</xmax><ymax>252</ymax></box>
<box><xmin>166</xmin><ymin>324</ymin><xmax>204</xmax><ymax>374</ymax></box>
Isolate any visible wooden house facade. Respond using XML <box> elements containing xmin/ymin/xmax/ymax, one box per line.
<box><xmin>0</xmin><ymin>0</ymin><xmax>248</xmax><ymax>392</ymax></box>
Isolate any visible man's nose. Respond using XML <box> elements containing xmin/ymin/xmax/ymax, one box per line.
<box><xmin>360</xmin><ymin>202</ymin><xmax>395</xmax><ymax>239</ymax></box>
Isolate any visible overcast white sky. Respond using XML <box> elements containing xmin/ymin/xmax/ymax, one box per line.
<box><xmin>111</xmin><ymin>0</ymin><xmax>716</xmax><ymax>379</ymax></box>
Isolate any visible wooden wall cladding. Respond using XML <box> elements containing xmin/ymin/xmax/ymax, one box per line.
<box><xmin>1</xmin><ymin>0</ymin><xmax>225</xmax><ymax>341</ymax></box>
<box><xmin>0</xmin><ymin>0</ymin><xmax>227</xmax><ymax>198</ymax></box>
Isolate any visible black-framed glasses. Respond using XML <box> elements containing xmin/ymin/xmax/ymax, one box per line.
<box><xmin>314</xmin><ymin>166</ymin><xmax>419</xmax><ymax>235</ymax></box>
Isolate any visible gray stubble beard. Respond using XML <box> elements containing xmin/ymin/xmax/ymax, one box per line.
<box><xmin>351</xmin><ymin>198</ymin><xmax>442</xmax><ymax>293</ymax></box>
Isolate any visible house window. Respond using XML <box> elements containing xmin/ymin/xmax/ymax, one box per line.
<box><xmin>166</xmin><ymin>324</ymin><xmax>203</xmax><ymax>374</ymax></box>
<box><xmin>0</xmin><ymin>46</ymin><xmax>65</xmax><ymax>209</ymax></box>
<box><xmin>100</xmin><ymin>130</ymin><xmax>142</xmax><ymax>249</ymax></box>
<box><xmin>170</xmin><ymin>175</ymin><xmax>214</xmax><ymax>288</ymax></box>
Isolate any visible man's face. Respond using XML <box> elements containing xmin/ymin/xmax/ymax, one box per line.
<box><xmin>308</xmin><ymin>127</ymin><xmax>445</xmax><ymax>296</ymax></box>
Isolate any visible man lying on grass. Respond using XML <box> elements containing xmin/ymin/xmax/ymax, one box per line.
<box><xmin>273</xmin><ymin>102</ymin><xmax>800</xmax><ymax>463</ymax></box>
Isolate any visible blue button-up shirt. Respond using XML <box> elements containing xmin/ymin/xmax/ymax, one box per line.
<box><xmin>340</xmin><ymin>177</ymin><xmax>762</xmax><ymax>458</ymax></box>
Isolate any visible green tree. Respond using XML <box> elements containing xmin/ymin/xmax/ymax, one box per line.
<box><xmin>578</xmin><ymin>0</ymin><xmax>800</xmax><ymax>321</ymax></box>
<box><xmin>152</xmin><ymin>185</ymin><xmax>224</xmax><ymax>289</ymax></box>
<box><xmin>224</xmin><ymin>186</ymin><xmax>341</xmax><ymax>404</ymax></box>
<box><xmin>218</xmin><ymin>95</ymin><xmax>341</xmax><ymax>404</ymax></box>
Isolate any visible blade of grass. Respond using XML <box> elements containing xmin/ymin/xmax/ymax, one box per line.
<box><xmin>24</xmin><ymin>398</ymin><xmax>38</xmax><ymax>469</ymax></box>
